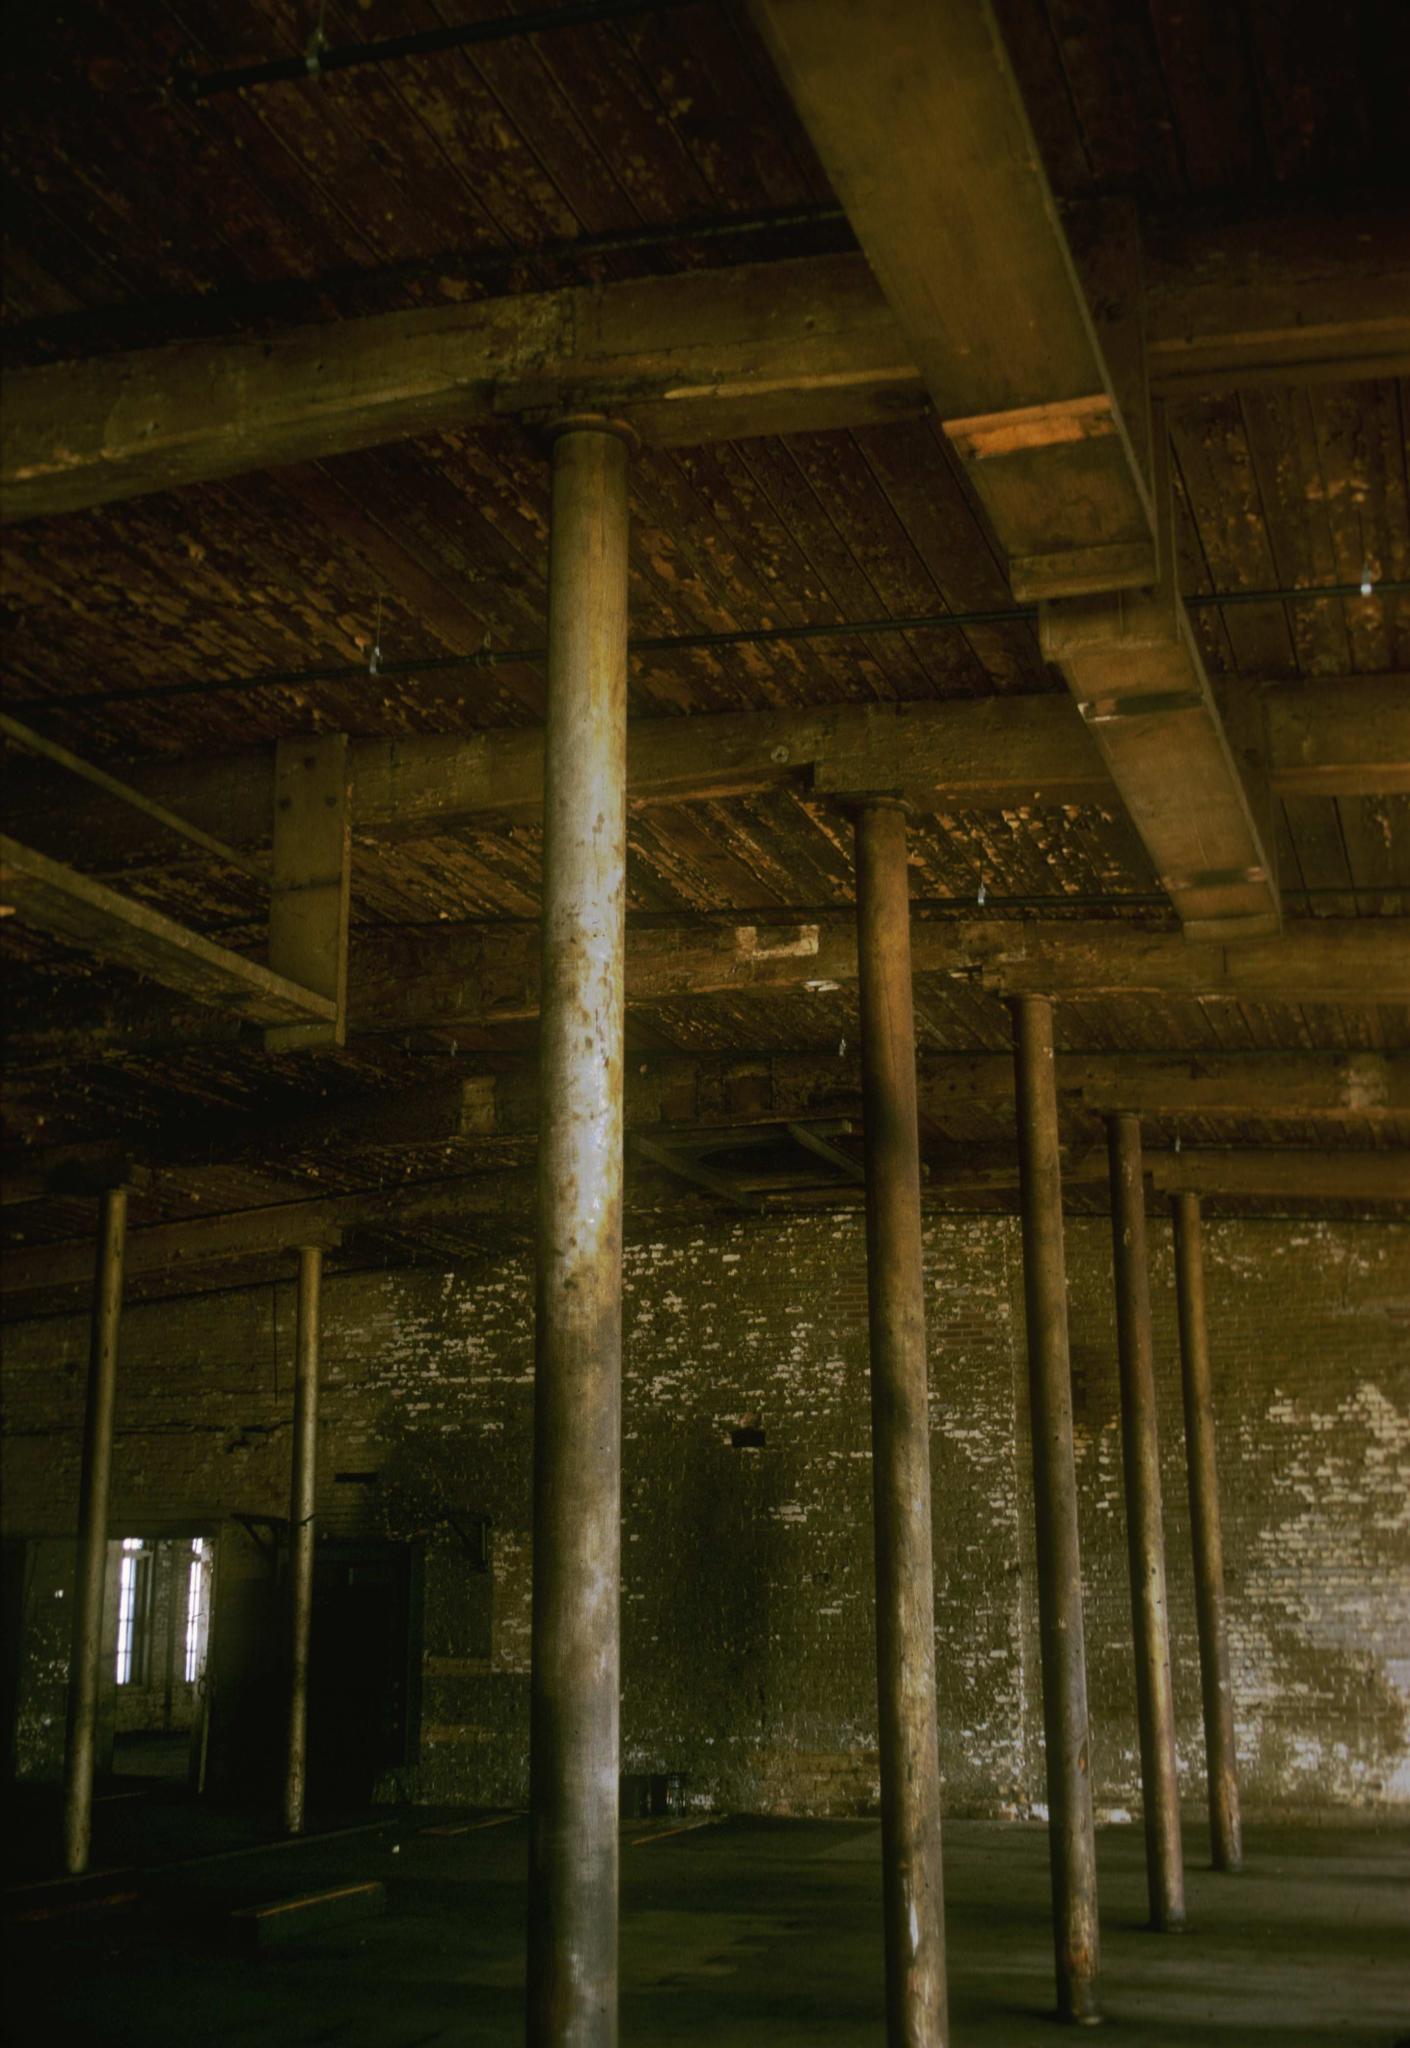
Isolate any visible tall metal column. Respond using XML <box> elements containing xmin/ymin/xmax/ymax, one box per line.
<box><xmin>283</xmin><ymin>1244</ymin><xmax>322</xmax><ymax>1837</ymax></box>
<box><xmin>61</xmin><ymin>1185</ymin><xmax>128</xmax><ymax>1877</ymax></box>
<box><xmin>1171</xmin><ymin>1192</ymin><xmax>1243</xmax><ymax>1874</ymax></box>
<box><xmin>854</xmin><ymin>800</ymin><xmax>948</xmax><ymax>2048</ymax></box>
<box><xmin>527</xmin><ymin>417</ymin><xmax>631</xmax><ymax>2048</ymax></box>
<box><xmin>1011</xmin><ymin>995</ymin><xmax>1101</xmax><ymax>2024</ymax></box>
<box><xmin>1107</xmin><ymin>1114</ymin><xmax>1185</xmax><ymax>1931</ymax></box>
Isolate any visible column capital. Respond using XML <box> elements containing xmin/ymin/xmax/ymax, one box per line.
<box><xmin>544</xmin><ymin>410</ymin><xmax>640</xmax><ymax>454</ymax></box>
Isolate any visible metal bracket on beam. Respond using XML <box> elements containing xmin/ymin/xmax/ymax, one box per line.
<box><xmin>266</xmin><ymin>735</ymin><xmax>352</xmax><ymax>1052</ymax></box>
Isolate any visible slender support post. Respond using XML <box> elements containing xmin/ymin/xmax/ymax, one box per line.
<box><xmin>527</xmin><ymin>418</ymin><xmax>631</xmax><ymax>2048</ymax></box>
<box><xmin>1171</xmin><ymin>1192</ymin><xmax>1243</xmax><ymax>1873</ymax></box>
<box><xmin>854</xmin><ymin>800</ymin><xmax>948</xmax><ymax>2048</ymax></box>
<box><xmin>1107</xmin><ymin>1115</ymin><xmax>1185</xmax><ymax>1930</ymax></box>
<box><xmin>1011</xmin><ymin>995</ymin><xmax>1101</xmax><ymax>2025</ymax></box>
<box><xmin>60</xmin><ymin>1185</ymin><xmax>127</xmax><ymax>1877</ymax></box>
<box><xmin>282</xmin><ymin>1244</ymin><xmax>322</xmax><ymax>1836</ymax></box>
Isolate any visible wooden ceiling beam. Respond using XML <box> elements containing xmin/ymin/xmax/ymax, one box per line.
<box><xmin>1149</xmin><ymin>1151</ymin><xmax>1410</xmax><ymax>1202</ymax></box>
<box><xmin>1263</xmin><ymin>677</ymin><xmax>1410</xmax><ymax>796</ymax></box>
<box><xmin>0</xmin><ymin>254</ymin><xmax>923</xmax><ymax>522</ymax></box>
<box><xmin>5</xmin><ymin>1140</ymin><xmax>1404</xmax><ymax>1300</ymax></box>
<box><xmin>5</xmin><ymin>213</ymin><xmax>1406</xmax><ymax>523</ymax></box>
<box><xmin>9</xmin><ymin>678</ymin><xmax>1406</xmax><ymax>876</ymax></box>
<box><xmin>751</xmin><ymin>0</ymin><xmax>1155</xmax><ymax>601</ymax></box>
<box><xmin>5</xmin><ymin>1050</ymin><xmax>1404</xmax><ymax>1200</ymax></box>
<box><xmin>1143</xmin><ymin>206</ymin><xmax>1410</xmax><ymax>393</ymax></box>
<box><xmin>0</xmin><ymin>835</ymin><xmax>338</xmax><ymax>1029</ymax></box>
<box><xmin>1041</xmin><ymin>413</ymin><xmax>1282</xmax><ymax>941</ymax></box>
<box><xmin>7</xmin><ymin>916</ymin><xmax>1402</xmax><ymax>1068</ymax></box>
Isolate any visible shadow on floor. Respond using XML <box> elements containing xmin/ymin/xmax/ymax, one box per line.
<box><xmin>3</xmin><ymin>1805</ymin><xmax>1408</xmax><ymax>2046</ymax></box>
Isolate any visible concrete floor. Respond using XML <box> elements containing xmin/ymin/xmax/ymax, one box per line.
<box><xmin>3</xmin><ymin>1795</ymin><xmax>1407</xmax><ymax>2045</ymax></box>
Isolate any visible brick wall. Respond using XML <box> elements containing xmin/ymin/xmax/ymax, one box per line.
<box><xmin>3</xmin><ymin>1214</ymin><xmax>1406</xmax><ymax>1816</ymax></box>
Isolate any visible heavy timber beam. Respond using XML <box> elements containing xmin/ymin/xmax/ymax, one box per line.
<box><xmin>4</xmin><ymin>1052</ymin><xmax>1407</xmax><ymax>1201</ymax></box>
<box><xmin>5</xmin><ymin>211</ymin><xmax>1407</xmax><ymax>523</ymax></box>
<box><xmin>3</xmin><ymin>1144</ymin><xmax>1405</xmax><ymax>1303</ymax></box>
<box><xmin>1150</xmin><ymin>1151</ymin><xmax>1410</xmax><ymax>1202</ymax></box>
<box><xmin>1012</xmin><ymin>995</ymin><xmax>1101</xmax><ymax>2023</ymax></box>
<box><xmin>1043</xmin><ymin>411</ymin><xmax>1281</xmax><ymax>941</ymax></box>
<box><xmin>59</xmin><ymin>1187</ymin><xmax>127</xmax><ymax>1876</ymax></box>
<box><xmin>1171</xmin><ymin>1193</ymin><xmax>1243</xmax><ymax>1874</ymax></box>
<box><xmin>5</xmin><ymin>920</ymin><xmax>1409</xmax><ymax>1068</ymax></box>
<box><xmin>1263</xmin><ymin>678</ymin><xmax>1410</xmax><ymax>796</ymax></box>
<box><xmin>527</xmin><ymin>421</ymin><xmax>631</xmax><ymax>2047</ymax></box>
<box><xmin>1</xmin><ymin>255</ymin><xmax>921</xmax><ymax>521</ymax></box>
<box><xmin>1143</xmin><ymin>207</ymin><xmax>1410</xmax><ymax>392</ymax></box>
<box><xmin>855</xmin><ymin>802</ymin><xmax>948</xmax><ymax>2044</ymax></box>
<box><xmin>752</xmin><ymin>0</ymin><xmax>1154</xmax><ymax>602</ymax></box>
<box><xmin>348</xmin><ymin>916</ymin><xmax>1410</xmax><ymax>1024</ymax></box>
<box><xmin>11</xmin><ymin>677</ymin><xmax>1406</xmax><ymax>878</ymax></box>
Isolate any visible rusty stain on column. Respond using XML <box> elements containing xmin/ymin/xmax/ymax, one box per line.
<box><xmin>60</xmin><ymin>1185</ymin><xmax>127</xmax><ymax>1877</ymax></box>
<box><xmin>1107</xmin><ymin>1114</ymin><xmax>1185</xmax><ymax>1931</ymax></box>
<box><xmin>527</xmin><ymin>417</ymin><xmax>631</xmax><ymax>2048</ymax></box>
<box><xmin>283</xmin><ymin>1243</ymin><xmax>322</xmax><ymax>1837</ymax></box>
<box><xmin>1011</xmin><ymin>995</ymin><xmax>1101</xmax><ymax>2024</ymax></box>
<box><xmin>854</xmin><ymin>799</ymin><xmax>948</xmax><ymax>2047</ymax></box>
<box><xmin>1172</xmin><ymin>1191</ymin><xmax>1243</xmax><ymax>1874</ymax></box>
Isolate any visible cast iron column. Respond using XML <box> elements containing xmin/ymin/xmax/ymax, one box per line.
<box><xmin>60</xmin><ymin>1185</ymin><xmax>127</xmax><ymax>1877</ymax></box>
<box><xmin>1171</xmin><ymin>1191</ymin><xmax>1243</xmax><ymax>1873</ymax></box>
<box><xmin>527</xmin><ymin>418</ymin><xmax>631</xmax><ymax>2048</ymax></box>
<box><xmin>283</xmin><ymin>1244</ymin><xmax>322</xmax><ymax>1837</ymax></box>
<box><xmin>854</xmin><ymin>800</ymin><xmax>948</xmax><ymax>2047</ymax></box>
<box><xmin>1011</xmin><ymin>995</ymin><xmax>1101</xmax><ymax>2024</ymax></box>
<box><xmin>1107</xmin><ymin>1115</ymin><xmax>1185</xmax><ymax>1930</ymax></box>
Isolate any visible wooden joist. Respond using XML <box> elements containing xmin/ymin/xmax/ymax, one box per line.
<box><xmin>4</xmin><ymin>214</ymin><xmax>1407</xmax><ymax>523</ymax></box>
<box><xmin>0</xmin><ymin>836</ymin><xmax>338</xmax><ymax>1029</ymax></box>
<box><xmin>0</xmin><ymin>254</ymin><xmax>922</xmax><ymax>521</ymax></box>
<box><xmin>751</xmin><ymin>0</ymin><xmax>1155</xmax><ymax>600</ymax></box>
<box><xmin>8</xmin><ymin>679</ymin><xmax>1408</xmax><ymax>876</ymax></box>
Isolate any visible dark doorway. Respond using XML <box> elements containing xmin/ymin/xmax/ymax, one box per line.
<box><xmin>306</xmin><ymin>1543</ymin><xmax>422</xmax><ymax>1811</ymax></box>
<box><xmin>202</xmin><ymin>1526</ymin><xmax>421</xmax><ymax>1816</ymax></box>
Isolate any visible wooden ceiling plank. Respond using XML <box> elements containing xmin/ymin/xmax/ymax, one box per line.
<box><xmin>0</xmin><ymin>834</ymin><xmax>337</xmax><ymax>1028</ymax></box>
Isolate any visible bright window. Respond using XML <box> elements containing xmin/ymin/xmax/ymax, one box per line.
<box><xmin>183</xmin><ymin>1539</ymin><xmax>209</xmax><ymax>1684</ymax></box>
<box><xmin>115</xmin><ymin>1538</ymin><xmax>150</xmax><ymax>1686</ymax></box>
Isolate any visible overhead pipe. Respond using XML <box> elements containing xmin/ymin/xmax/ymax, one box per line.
<box><xmin>28</xmin><ymin>581</ymin><xmax>1410</xmax><ymax>715</ymax></box>
<box><xmin>172</xmin><ymin>0</ymin><xmax>702</xmax><ymax>103</ymax></box>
